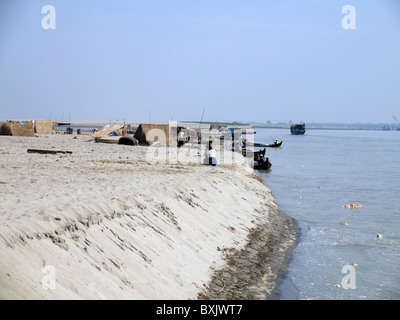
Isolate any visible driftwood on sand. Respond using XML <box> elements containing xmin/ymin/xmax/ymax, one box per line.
<box><xmin>27</xmin><ymin>149</ymin><xmax>73</xmax><ymax>155</ymax></box>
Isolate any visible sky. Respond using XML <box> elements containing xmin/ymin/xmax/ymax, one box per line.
<box><xmin>0</xmin><ymin>0</ymin><xmax>399</xmax><ymax>124</ymax></box>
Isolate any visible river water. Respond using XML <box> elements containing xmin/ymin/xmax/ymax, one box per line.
<box><xmin>254</xmin><ymin>128</ymin><xmax>400</xmax><ymax>300</ymax></box>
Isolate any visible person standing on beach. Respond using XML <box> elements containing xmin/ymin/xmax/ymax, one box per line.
<box><xmin>178</xmin><ymin>129</ymin><xmax>185</xmax><ymax>148</ymax></box>
<box><xmin>207</xmin><ymin>144</ymin><xmax>217</xmax><ymax>166</ymax></box>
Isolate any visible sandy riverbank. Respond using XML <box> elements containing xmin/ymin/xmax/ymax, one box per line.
<box><xmin>0</xmin><ymin>133</ymin><xmax>297</xmax><ymax>299</ymax></box>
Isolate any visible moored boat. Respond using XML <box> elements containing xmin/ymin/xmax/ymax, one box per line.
<box><xmin>253</xmin><ymin>148</ymin><xmax>272</xmax><ymax>171</ymax></box>
<box><xmin>254</xmin><ymin>157</ymin><xmax>272</xmax><ymax>170</ymax></box>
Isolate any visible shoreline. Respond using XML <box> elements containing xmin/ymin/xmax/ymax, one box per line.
<box><xmin>0</xmin><ymin>133</ymin><xmax>298</xmax><ymax>299</ymax></box>
<box><xmin>198</xmin><ymin>207</ymin><xmax>298</xmax><ymax>300</ymax></box>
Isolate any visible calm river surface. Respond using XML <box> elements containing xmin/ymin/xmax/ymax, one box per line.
<box><xmin>255</xmin><ymin>128</ymin><xmax>400</xmax><ymax>300</ymax></box>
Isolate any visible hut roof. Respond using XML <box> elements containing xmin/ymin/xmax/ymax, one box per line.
<box><xmin>92</xmin><ymin>124</ymin><xmax>127</xmax><ymax>139</ymax></box>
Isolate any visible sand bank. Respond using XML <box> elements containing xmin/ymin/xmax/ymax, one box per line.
<box><xmin>0</xmin><ymin>134</ymin><xmax>296</xmax><ymax>299</ymax></box>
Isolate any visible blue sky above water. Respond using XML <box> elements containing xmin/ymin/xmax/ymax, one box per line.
<box><xmin>0</xmin><ymin>0</ymin><xmax>399</xmax><ymax>124</ymax></box>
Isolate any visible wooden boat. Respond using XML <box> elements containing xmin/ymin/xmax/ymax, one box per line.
<box><xmin>290</xmin><ymin>123</ymin><xmax>306</xmax><ymax>135</ymax></box>
<box><xmin>266</xmin><ymin>141</ymin><xmax>282</xmax><ymax>148</ymax></box>
<box><xmin>244</xmin><ymin>141</ymin><xmax>282</xmax><ymax>148</ymax></box>
<box><xmin>253</xmin><ymin>148</ymin><xmax>272</xmax><ymax>170</ymax></box>
<box><xmin>242</xmin><ymin>147</ymin><xmax>272</xmax><ymax>170</ymax></box>
<box><xmin>254</xmin><ymin>157</ymin><xmax>272</xmax><ymax>170</ymax></box>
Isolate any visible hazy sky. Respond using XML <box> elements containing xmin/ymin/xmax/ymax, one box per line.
<box><xmin>0</xmin><ymin>0</ymin><xmax>399</xmax><ymax>123</ymax></box>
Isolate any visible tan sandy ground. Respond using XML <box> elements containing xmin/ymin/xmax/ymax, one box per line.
<box><xmin>0</xmin><ymin>133</ymin><xmax>296</xmax><ymax>299</ymax></box>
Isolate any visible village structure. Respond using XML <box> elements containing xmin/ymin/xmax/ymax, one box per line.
<box><xmin>0</xmin><ymin>119</ymin><xmax>274</xmax><ymax>171</ymax></box>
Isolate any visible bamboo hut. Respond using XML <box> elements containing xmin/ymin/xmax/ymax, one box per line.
<box><xmin>0</xmin><ymin>121</ymin><xmax>35</xmax><ymax>137</ymax></box>
<box><xmin>34</xmin><ymin>120</ymin><xmax>54</xmax><ymax>134</ymax></box>
<box><xmin>134</xmin><ymin>124</ymin><xmax>177</xmax><ymax>147</ymax></box>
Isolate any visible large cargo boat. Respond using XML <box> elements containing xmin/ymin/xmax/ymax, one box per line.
<box><xmin>290</xmin><ymin>123</ymin><xmax>306</xmax><ymax>135</ymax></box>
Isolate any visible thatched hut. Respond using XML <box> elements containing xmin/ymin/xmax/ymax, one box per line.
<box><xmin>0</xmin><ymin>121</ymin><xmax>35</xmax><ymax>137</ymax></box>
<box><xmin>134</xmin><ymin>124</ymin><xmax>177</xmax><ymax>147</ymax></box>
<box><xmin>34</xmin><ymin>120</ymin><xmax>54</xmax><ymax>134</ymax></box>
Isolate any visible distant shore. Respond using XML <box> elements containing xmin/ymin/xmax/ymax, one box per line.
<box><xmin>1</xmin><ymin>118</ymin><xmax>397</xmax><ymax>132</ymax></box>
<box><xmin>0</xmin><ymin>132</ymin><xmax>297</xmax><ymax>299</ymax></box>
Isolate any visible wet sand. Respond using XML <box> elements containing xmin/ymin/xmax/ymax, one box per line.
<box><xmin>199</xmin><ymin>207</ymin><xmax>297</xmax><ymax>300</ymax></box>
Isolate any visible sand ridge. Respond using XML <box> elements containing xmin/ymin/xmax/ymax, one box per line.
<box><xmin>0</xmin><ymin>133</ymin><xmax>296</xmax><ymax>299</ymax></box>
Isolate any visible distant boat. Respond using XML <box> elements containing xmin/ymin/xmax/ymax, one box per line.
<box><xmin>290</xmin><ymin>123</ymin><xmax>306</xmax><ymax>135</ymax></box>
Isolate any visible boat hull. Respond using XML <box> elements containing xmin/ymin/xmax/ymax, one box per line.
<box><xmin>254</xmin><ymin>157</ymin><xmax>272</xmax><ymax>170</ymax></box>
<box><xmin>290</xmin><ymin>124</ymin><xmax>306</xmax><ymax>135</ymax></box>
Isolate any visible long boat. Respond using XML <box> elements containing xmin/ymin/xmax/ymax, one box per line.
<box><xmin>242</xmin><ymin>146</ymin><xmax>273</xmax><ymax>170</ymax></box>
<box><xmin>246</xmin><ymin>141</ymin><xmax>282</xmax><ymax>148</ymax></box>
<box><xmin>266</xmin><ymin>141</ymin><xmax>282</xmax><ymax>148</ymax></box>
<box><xmin>254</xmin><ymin>157</ymin><xmax>272</xmax><ymax>170</ymax></box>
<box><xmin>253</xmin><ymin>148</ymin><xmax>272</xmax><ymax>171</ymax></box>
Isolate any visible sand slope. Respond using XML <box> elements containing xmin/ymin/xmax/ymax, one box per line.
<box><xmin>0</xmin><ymin>134</ymin><xmax>296</xmax><ymax>299</ymax></box>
